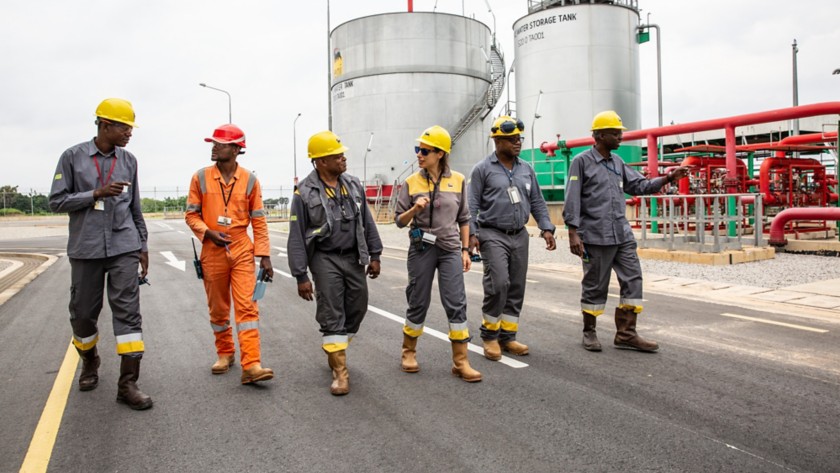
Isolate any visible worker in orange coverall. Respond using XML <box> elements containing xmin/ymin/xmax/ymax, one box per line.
<box><xmin>185</xmin><ymin>124</ymin><xmax>275</xmax><ymax>385</ymax></box>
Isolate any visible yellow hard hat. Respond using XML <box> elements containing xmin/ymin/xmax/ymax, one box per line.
<box><xmin>308</xmin><ymin>130</ymin><xmax>349</xmax><ymax>159</ymax></box>
<box><xmin>416</xmin><ymin>125</ymin><xmax>451</xmax><ymax>154</ymax></box>
<box><xmin>490</xmin><ymin>115</ymin><xmax>524</xmax><ymax>137</ymax></box>
<box><xmin>591</xmin><ymin>110</ymin><xmax>627</xmax><ymax>131</ymax></box>
<box><xmin>95</xmin><ymin>98</ymin><xmax>138</xmax><ymax>128</ymax></box>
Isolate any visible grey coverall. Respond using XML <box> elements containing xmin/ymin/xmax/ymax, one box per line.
<box><xmin>287</xmin><ymin>170</ymin><xmax>382</xmax><ymax>353</ymax></box>
<box><xmin>49</xmin><ymin>139</ymin><xmax>148</xmax><ymax>356</ymax></box>
<box><xmin>468</xmin><ymin>152</ymin><xmax>555</xmax><ymax>342</ymax></box>
<box><xmin>562</xmin><ymin>147</ymin><xmax>669</xmax><ymax>316</ymax></box>
<box><xmin>395</xmin><ymin>167</ymin><xmax>471</xmax><ymax>342</ymax></box>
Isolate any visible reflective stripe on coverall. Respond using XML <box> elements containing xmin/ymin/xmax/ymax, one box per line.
<box><xmin>185</xmin><ymin>165</ymin><xmax>270</xmax><ymax>369</ymax></box>
<box><xmin>477</xmin><ymin>227</ymin><xmax>529</xmax><ymax>342</ymax></box>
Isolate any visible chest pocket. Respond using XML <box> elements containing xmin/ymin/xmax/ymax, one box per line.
<box><xmin>307</xmin><ymin>196</ymin><xmax>327</xmax><ymax>227</ymax></box>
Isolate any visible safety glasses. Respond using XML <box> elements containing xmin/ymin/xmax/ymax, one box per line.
<box><xmin>414</xmin><ymin>146</ymin><xmax>439</xmax><ymax>156</ymax></box>
<box><xmin>492</xmin><ymin>119</ymin><xmax>525</xmax><ymax>135</ymax></box>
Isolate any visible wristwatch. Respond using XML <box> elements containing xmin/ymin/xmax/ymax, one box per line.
<box><xmin>461</xmin><ymin>247</ymin><xmax>471</xmax><ymax>252</ymax></box>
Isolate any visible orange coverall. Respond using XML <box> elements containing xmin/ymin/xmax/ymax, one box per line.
<box><xmin>185</xmin><ymin>165</ymin><xmax>270</xmax><ymax>369</ymax></box>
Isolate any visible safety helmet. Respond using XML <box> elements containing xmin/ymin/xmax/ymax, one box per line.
<box><xmin>416</xmin><ymin>125</ymin><xmax>451</xmax><ymax>154</ymax></box>
<box><xmin>204</xmin><ymin>124</ymin><xmax>246</xmax><ymax>148</ymax></box>
<box><xmin>308</xmin><ymin>130</ymin><xmax>348</xmax><ymax>159</ymax></box>
<box><xmin>95</xmin><ymin>98</ymin><xmax>138</xmax><ymax>128</ymax></box>
<box><xmin>490</xmin><ymin>115</ymin><xmax>525</xmax><ymax>137</ymax></box>
<box><xmin>591</xmin><ymin>110</ymin><xmax>627</xmax><ymax>131</ymax></box>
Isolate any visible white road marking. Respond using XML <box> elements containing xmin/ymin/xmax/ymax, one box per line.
<box><xmin>608</xmin><ymin>294</ymin><xmax>648</xmax><ymax>302</ymax></box>
<box><xmin>720</xmin><ymin>313</ymin><xmax>828</xmax><ymax>333</ymax></box>
<box><xmin>274</xmin><ymin>246</ymin><xmax>287</xmax><ymax>257</ymax></box>
<box><xmin>526</xmin><ymin>279</ymin><xmax>539</xmax><ymax>283</ymax></box>
<box><xmin>276</xmin><ymin>270</ymin><xmax>294</xmax><ymax>279</ymax></box>
<box><xmin>177</xmin><ymin>230</ymin><xmax>185</xmax><ymax>234</ymax></box>
<box><xmin>155</xmin><ymin>222</ymin><xmax>172</xmax><ymax>230</ymax></box>
<box><xmin>160</xmin><ymin>251</ymin><xmax>186</xmax><ymax>272</ymax></box>
<box><xmin>366</xmin><ymin>305</ymin><xmax>528</xmax><ymax>369</ymax></box>
<box><xmin>273</xmin><ymin>269</ymin><xmax>526</xmax><ymax>368</ymax></box>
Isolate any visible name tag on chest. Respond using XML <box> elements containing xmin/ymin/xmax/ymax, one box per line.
<box><xmin>217</xmin><ymin>216</ymin><xmax>232</xmax><ymax>226</ymax></box>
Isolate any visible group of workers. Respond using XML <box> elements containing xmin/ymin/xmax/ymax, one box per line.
<box><xmin>49</xmin><ymin>98</ymin><xmax>690</xmax><ymax>408</ymax></box>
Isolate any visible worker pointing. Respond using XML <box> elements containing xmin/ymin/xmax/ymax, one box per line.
<box><xmin>186</xmin><ymin>124</ymin><xmax>275</xmax><ymax>384</ymax></box>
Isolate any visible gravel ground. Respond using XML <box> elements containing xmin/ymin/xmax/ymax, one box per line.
<box><xmin>0</xmin><ymin>260</ymin><xmax>12</xmax><ymax>272</ymax></box>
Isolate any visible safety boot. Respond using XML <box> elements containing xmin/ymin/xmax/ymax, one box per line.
<box><xmin>241</xmin><ymin>364</ymin><xmax>274</xmax><ymax>384</ymax></box>
<box><xmin>582</xmin><ymin>313</ymin><xmax>602</xmax><ymax>352</ymax></box>
<box><xmin>482</xmin><ymin>338</ymin><xmax>502</xmax><ymax>361</ymax></box>
<box><xmin>400</xmin><ymin>334</ymin><xmax>419</xmax><ymax>373</ymax></box>
<box><xmin>614</xmin><ymin>307</ymin><xmax>659</xmax><ymax>353</ymax></box>
<box><xmin>451</xmin><ymin>342</ymin><xmax>482</xmax><ymax>382</ymax></box>
<box><xmin>116</xmin><ymin>356</ymin><xmax>153</xmax><ymax>410</ymax></box>
<box><xmin>502</xmin><ymin>340</ymin><xmax>529</xmax><ymax>356</ymax></box>
<box><xmin>327</xmin><ymin>350</ymin><xmax>350</xmax><ymax>395</ymax></box>
<box><xmin>211</xmin><ymin>354</ymin><xmax>235</xmax><ymax>375</ymax></box>
<box><xmin>77</xmin><ymin>347</ymin><xmax>100</xmax><ymax>391</ymax></box>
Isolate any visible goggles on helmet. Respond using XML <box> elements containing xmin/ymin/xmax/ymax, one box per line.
<box><xmin>492</xmin><ymin>119</ymin><xmax>525</xmax><ymax>135</ymax></box>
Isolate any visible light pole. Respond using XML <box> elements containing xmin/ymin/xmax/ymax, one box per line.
<box><xmin>792</xmin><ymin>40</ymin><xmax>799</xmax><ymax>136</ymax></box>
<box><xmin>531</xmin><ymin>90</ymin><xmax>543</xmax><ymax>165</ymax></box>
<box><xmin>483</xmin><ymin>0</ymin><xmax>496</xmax><ymax>46</ymax></box>
<box><xmin>638</xmin><ymin>21</ymin><xmax>663</xmax><ymax>158</ymax></box>
<box><xmin>362</xmin><ymin>132</ymin><xmax>374</xmax><ymax>186</ymax></box>
<box><xmin>293</xmin><ymin>113</ymin><xmax>302</xmax><ymax>186</ymax></box>
<box><xmin>199</xmin><ymin>83</ymin><xmax>232</xmax><ymax>123</ymax></box>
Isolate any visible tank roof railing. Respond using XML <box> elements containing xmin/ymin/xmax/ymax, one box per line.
<box><xmin>527</xmin><ymin>0</ymin><xmax>639</xmax><ymax>14</ymax></box>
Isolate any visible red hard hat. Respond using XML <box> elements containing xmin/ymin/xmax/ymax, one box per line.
<box><xmin>204</xmin><ymin>124</ymin><xmax>246</xmax><ymax>148</ymax></box>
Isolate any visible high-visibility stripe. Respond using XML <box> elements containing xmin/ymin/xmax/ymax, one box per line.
<box><xmin>322</xmin><ymin>334</ymin><xmax>348</xmax><ymax>353</ymax></box>
<box><xmin>246</xmin><ymin>172</ymin><xmax>257</xmax><ymax>197</ymax></box>
<box><xmin>250</xmin><ymin>209</ymin><xmax>266</xmax><ymax>218</ymax></box>
<box><xmin>582</xmin><ymin>303</ymin><xmax>605</xmax><ymax>316</ymax></box>
<box><xmin>482</xmin><ymin>313</ymin><xmax>501</xmax><ymax>331</ymax></box>
<box><xmin>186</xmin><ymin>203</ymin><xmax>201</xmax><ymax>212</ymax></box>
<box><xmin>115</xmin><ymin>333</ymin><xmax>144</xmax><ymax>355</ymax></box>
<box><xmin>237</xmin><ymin>321</ymin><xmax>259</xmax><ymax>332</ymax></box>
<box><xmin>448</xmin><ymin>322</ymin><xmax>470</xmax><ymax>341</ymax></box>
<box><xmin>403</xmin><ymin>323</ymin><xmax>424</xmax><ymax>338</ymax></box>
<box><xmin>211</xmin><ymin>322</ymin><xmax>229</xmax><ymax>332</ymax></box>
<box><xmin>72</xmin><ymin>333</ymin><xmax>99</xmax><ymax>351</ymax></box>
<box><xmin>500</xmin><ymin>314</ymin><xmax>519</xmax><ymax>332</ymax></box>
<box><xmin>619</xmin><ymin>301</ymin><xmax>644</xmax><ymax>313</ymax></box>
<box><xmin>197</xmin><ymin>168</ymin><xmax>207</xmax><ymax>194</ymax></box>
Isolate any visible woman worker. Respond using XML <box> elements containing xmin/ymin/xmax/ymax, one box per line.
<box><xmin>394</xmin><ymin>125</ymin><xmax>481</xmax><ymax>383</ymax></box>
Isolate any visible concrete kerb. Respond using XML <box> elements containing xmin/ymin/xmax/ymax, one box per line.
<box><xmin>0</xmin><ymin>253</ymin><xmax>59</xmax><ymax>307</ymax></box>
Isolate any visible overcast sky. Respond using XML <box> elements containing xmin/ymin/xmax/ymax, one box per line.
<box><xmin>1</xmin><ymin>0</ymin><xmax>838</xmax><ymax>198</ymax></box>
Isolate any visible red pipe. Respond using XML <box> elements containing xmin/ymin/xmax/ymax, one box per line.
<box><xmin>777</xmin><ymin>131</ymin><xmax>837</xmax><ymax>146</ymax></box>
<box><xmin>759</xmin><ymin>158</ymin><xmax>825</xmax><ymax>206</ymax></box>
<box><xmin>768</xmin><ymin>207</ymin><xmax>840</xmax><ymax>246</ymax></box>
<box><xmin>540</xmin><ymin>102</ymin><xmax>840</xmax><ymax>192</ymax></box>
<box><xmin>408</xmin><ymin>0</ymin><xmax>413</xmax><ymax>12</ymax></box>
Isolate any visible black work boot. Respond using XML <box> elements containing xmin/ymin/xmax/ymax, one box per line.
<box><xmin>614</xmin><ymin>307</ymin><xmax>659</xmax><ymax>353</ymax></box>
<box><xmin>582</xmin><ymin>313</ymin><xmax>602</xmax><ymax>352</ymax></box>
<box><xmin>77</xmin><ymin>347</ymin><xmax>101</xmax><ymax>391</ymax></box>
<box><xmin>116</xmin><ymin>356</ymin><xmax>153</xmax><ymax>410</ymax></box>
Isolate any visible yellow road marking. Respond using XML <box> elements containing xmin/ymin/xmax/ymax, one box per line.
<box><xmin>20</xmin><ymin>342</ymin><xmax>76</xmax><ymax>473</ymax></box>
<box><xmin>721</xmin><ymin>313</ymin><xmax>828</xmax><ymax>333</ymax></box>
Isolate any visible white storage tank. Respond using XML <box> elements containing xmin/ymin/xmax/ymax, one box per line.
<box><xmin>514</xmin><ymin>0</ymin><xmax>642</xmax><ymax>200</ymax></box>
<box><xmin>330</xmin><ymin>12</ymin><xmax>498</xmax><ymax>187</ymax></box>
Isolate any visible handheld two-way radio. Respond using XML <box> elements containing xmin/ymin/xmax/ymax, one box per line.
<box><xmin>191</xmin><ymin>239</ymin><xmax>203</xmax><ymax>280</ymax></box>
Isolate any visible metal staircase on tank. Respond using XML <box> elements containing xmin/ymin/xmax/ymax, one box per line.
<box><xmin>450</xmin><ymin>44</ymin><xmax>506</xmax><ymax>146</ymax></box>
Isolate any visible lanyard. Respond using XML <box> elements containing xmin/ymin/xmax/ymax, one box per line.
<box><xmin>426</xmin><ymin>175</ymin><xmax>439</xmax><ymax>229</ymax></box>
<box><xmin>600</xmin><ymin>159</ymin><xmax>621</xmax><ymax>176</ymax></box>
<box><xmin>219</xmin><ymin>179</ymin><xmax>236</xmax><ymax>214</ymax></box>
<box><xmin>93</xmin><ymin>154</ymin><xmax>117</xmax><ymax>187</ymax></box>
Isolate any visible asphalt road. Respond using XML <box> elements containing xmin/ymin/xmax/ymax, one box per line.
<box><xmin>1</xmin><ymin>219</ymin><xmax>839</xmax><ymax>472</ymax></box>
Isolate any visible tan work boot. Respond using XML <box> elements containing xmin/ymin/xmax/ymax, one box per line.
<box><xmin>451</xmin><ymin>342</ymin><xmax>482</xmax><ymax>382</ymax></box>
<box><xmin>78</xmin><ymin>346</ymin><xmax>100</xmax><ymax>391</ymax></box>
<box><xmin>614</xmin><ymin>307</ymin><xmax>659</xmax><ymax>353</ymax></box>
<box><xmin>116</xmin><ymin>356</ymin><xmax>153</xmax><ymax>410</ymax></box>
<box><xmin>582</xmin><ymin>313</ymin><xmax>602</xmax><ymax>352</ymax></box>
<box><xmin>241</xmin><ymin>364</ymin><xmax>274</xmax><ymax>384</ymax></box>
<box><xmin>327</xmin><ymin>350</ymin><xmax>350</xmax><ymax>395</ymax></box>
<box><xmin>483</xmin><ymin>339</ymin><xmax>502</xmax><ymax>361</ymax></box>
<box><xmin>401</xmin><ymin>333</ymin><xmax>420</xmax><ymax>373</ymax></box>
<box><xmin>211</xmin><ymin>354</ymin><xmax>235</xmax><ymax>374</ymax></box>
<box><xmin>502</xmin><ymin>340</ymin><xmax>529</xmax><ymax>356</ymax></box>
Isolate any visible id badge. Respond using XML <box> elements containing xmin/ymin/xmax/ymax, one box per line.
<box><xmin>217</xmin><ymin>215</ymin><xmax>232</xmax><ymax>226</ymax></box>
<box><xmin>507</xmin><ymin>186</ymin><xmax>522</xmax><ymax>204</ymax></box>
<box><xmin>94</xmin><ymin>200</ymin><xmax>105</xmax><ymax>211</ymax></box>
